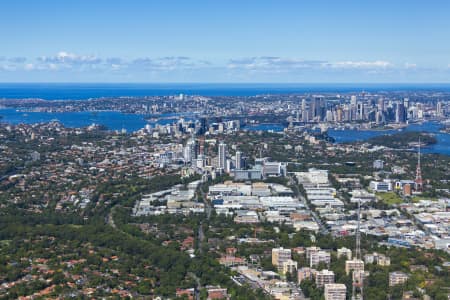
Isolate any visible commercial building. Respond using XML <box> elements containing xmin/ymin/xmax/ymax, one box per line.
<box><xmin>234</xmin><ymin>169</ymin><xmax>262</xmax><ymax>180</ymax></box>
<box><xmin>370</xmin><ymin>181</ymin><xmax>392</xmax><ymax>192</ymax></box>
<box><xmin>263</xmin><ymin>162</ymin><xmax>287</xmax><ymax>177</ymax></box>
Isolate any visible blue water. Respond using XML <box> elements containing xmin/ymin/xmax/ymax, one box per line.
<box><xmin>2</xmin><ymin>83</ymin><xmax>450</xmax><ymax>99</ymax></box>
<box><xmin>328</xmin><ymin>122</ymin><xmax>450</xmax><ymax>156</ymax></box>
<box><xmin>0</xmin><ymin>108</ymin><xmax>196</xmax><ymax>132</ymax></box>
<box><xmin>0</xmin><ymin>83</ymin><xmax>449</xmax><ymax>155</ymax></box>
<box><xmin>245</xmin><ymin>123</ymin><xmax>285</xmax><ymax>132</ymax></box>
<box><xmin>0</xmin><ymin>109</ymin><xmax>147</xmax><ymax>132</ymax></box>
<box><xmin>0</xmin><ymin>107</ymin><xmax>448</xmax><ymax>155</ymax></box>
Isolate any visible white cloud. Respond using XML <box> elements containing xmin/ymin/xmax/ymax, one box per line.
<box><xmin>131</xmin><ymin>56</ymin><xmax>209</xmax><ymax>71</ymax></box>
<box><xmin>0</xmin><ymin>64</ymin><xmax>17</xmax><ymax>71</ymax></box>
<box><xmin>3</xmin><ymin>52</ymin><xmax>449</xmax><ymax>83</ymax></box>
<box><xmin>327</xmin><ymin>60</ymin><xmax>392</xmax><ymax>69</ymax></box>
<box><xmin>24</xmin><ymin>63</ymin><xmax>34</xmax><ymax>71</ymax></box>
<box><xmin>227</xmin><ymin>57</ymin><xmax>396</xmax><ymax>72</ymax></box>
<box><xmin>227</xmin><ymin>56</ymin><xmax>325</xmax><ymax>71</ymax></box>
<box><xmin>38</xmin><ymin>51</ymin><xmax>102</xmax><ymax>65</ymax></box>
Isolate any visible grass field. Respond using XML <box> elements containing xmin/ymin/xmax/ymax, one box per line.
<box><xmin>411</xmin><ymin>196</ymin><xmax>438</xmax><ymax>203</ymax></box>
<box><xmin>376</xmin><ymin>192</ymin><xmax>404</xmax><ymax>205</ymax></box>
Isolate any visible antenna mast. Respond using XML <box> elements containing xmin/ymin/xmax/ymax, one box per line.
<box><xmin>415</xmin><ymin>136</ymin><xmax>423</xmax><ymax>191</ymax></box>
<box><xmin>352</xmin><ymin>200</ymin><xmax>363</xmax><ymax>300</ymax></box>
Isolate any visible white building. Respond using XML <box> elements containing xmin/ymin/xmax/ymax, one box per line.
<box><xmin>218</xmin><ymin>142</ymin><xmax>227</xmax><ymax>170</ymax></box>
<box><xmin>235</xmin><ymin>151</ymin><xmax>242</xmax><ymax>170</ymax></box>
<box><xmin>389</xmin><ymin>271</ymin><xmax>409</xmax><ymax>286</ymax></box>
<box><xmin>324</xmin><ymin>283</ymin><xmax>346</xmax><ymax>300</ymax></box>
<box><xmin>316</xmin><ymin>269</ymin><xmax>335</xmax><ymax>287</ymax></box>
<box><xmin>337</xmin><ymin>247</ymin><xmax>352</xmax><ymax>260</ymax></box>
<box><xmin>345</xmin><ymin>259</ymin><xmax>365</xmax><ymax>275</ymax></box>
<box><xmin>281</xmin><ymin>259</ymin><xmax>298</xmax><ymax>275</ymax></box>
<box><xmin>373</xmin><ymin>159</ymin><xmax>384</xmax><ymax>169</ymax></box>
<box><xmin>310</xmin><ymin>250</ymin><xmax>331</xmax><ymax>267</ymax></box>
<box><xmin>272</xmin><ymin>247</ymin><xmax>292</xmax><ymax>268</ymax></box>
<box><xmin>297</xmin><ymin>267</ymin><xmax>313</xmax><ymax>284</ymax></box>
<box><xmin>370</xmin><ymin>181</ymin><xmax>392</xmax><ymax>192</ymax></box>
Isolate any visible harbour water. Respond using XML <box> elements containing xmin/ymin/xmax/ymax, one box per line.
<box><xmin>0</xmin><ymin>83</ymin><xmax>449</xmax><ymax>155</ymax></box>
<box><xmin>328</xmin><ymin>122</ymin><xmax>450</xmax><ymax>155</ymax></box>
<box><xmin>0</xmin><ymin>107</ymin><xmax>448</xmax><ymax>155</ymax></box>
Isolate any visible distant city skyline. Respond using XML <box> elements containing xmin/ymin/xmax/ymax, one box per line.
<box><xmin>1</xmin><ymin>0</ymin><xmax>450</xmax><ymax>83</ymax></box>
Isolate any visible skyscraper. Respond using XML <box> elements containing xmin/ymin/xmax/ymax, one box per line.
<box><xmin>218</xmin><ymin>142</ymin><xmax>227</xmax><ymax>170</ymax></box>
<box><xmin>235</xmin><ymin>151</ymin><xmax>242</xmax><ymax>170</ymax></box>
<box><xmin>378</xmin><ymin>98</ymin><xmax>385</xmax><ymax>112</ymax></box>
<box><xmin>436</xmin><ymin>101</ymin><xmax>444</xmax><ymax>117</ymax></box>
<box><xmin>351</xmin><ymin>95</ymin><xmax>357</xmax><ymax>107</ymax></box>
<box><xmin>184</xmin><ymin>138</ymin><xmax>197</xmax><ymax>163</ymax></box>
<box><xmin>198</xmin><ymin>117</ymin><xmax>208</xmax><ymax>135</ymax></box>
<box><xmin>301</xmin><ymin>99</ymin><xmax>308</xmax><ymax>122</ymax></box>
<box><xmin>357</xmin><ymin>103</ymin><xmax>364</xmax><ymax>120</ymax></box>
<box><xmin>395</xmin><ymin>103</ymin><xmax>406</xmax><ymax>123</ymax></box>
<box><xmin>311</xmin><ymin>96</ymin><xmax>325</xmax><ymax>121</ymax></box>
<box><xmin>403</xmin><ymin>97</ymin><xmax>409</xmax><ymax>108</ymax></box>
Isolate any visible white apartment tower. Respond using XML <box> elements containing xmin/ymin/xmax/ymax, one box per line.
<box><xmin>235</xmin><ymin>150</ymin><xmax>242</xmax><ymax>170</ymax></box>
<box><xmin>218</xmin><ymin>142</ymin><xmax>227</xmax><ymax>170</ymax></box>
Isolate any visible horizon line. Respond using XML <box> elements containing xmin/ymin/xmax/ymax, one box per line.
<box><xmin>1</xmin><ymin>82</ymin><xmax>450</xmax><ymax>85</ymax></box>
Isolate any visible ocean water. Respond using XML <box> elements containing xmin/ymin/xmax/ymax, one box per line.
<box><xmin>2</xmin><ymin>83</ymin><xmax>450</xmax><ymax>99</ymax></box>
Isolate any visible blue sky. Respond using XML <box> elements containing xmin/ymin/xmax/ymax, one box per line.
<box><xmin>1</xmin><ymin>0</ymin><xmax>449</xmax><ymax>83</ymax></box>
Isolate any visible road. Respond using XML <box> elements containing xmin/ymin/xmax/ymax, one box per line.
<box><xmin>187</xmin><ymin>272</ymin><xmax>201</xmax><ymax>300</ymax></box>
<box><xmin>288</xmin><ymin>174</ymin><xmax>329</xmax><ymax>235</ymax></box>
<box><xmin>300</xmin><ymin>194</ymin><xmax>329</xmax><ymax>235</ymax></box>
<box><xmin>200</xmin><ymin>188</ymin><xmax>212</xmax><ymax>220</ymax></box>
<box><xmin>197</xmin><ymin>222</ymin><xmax>205</xmax><ymax>254</ymax></box>
<box><xmin>107</xmin><ymin>206</ymin><xmax>117</xmax><ymax>229</ymax></box>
